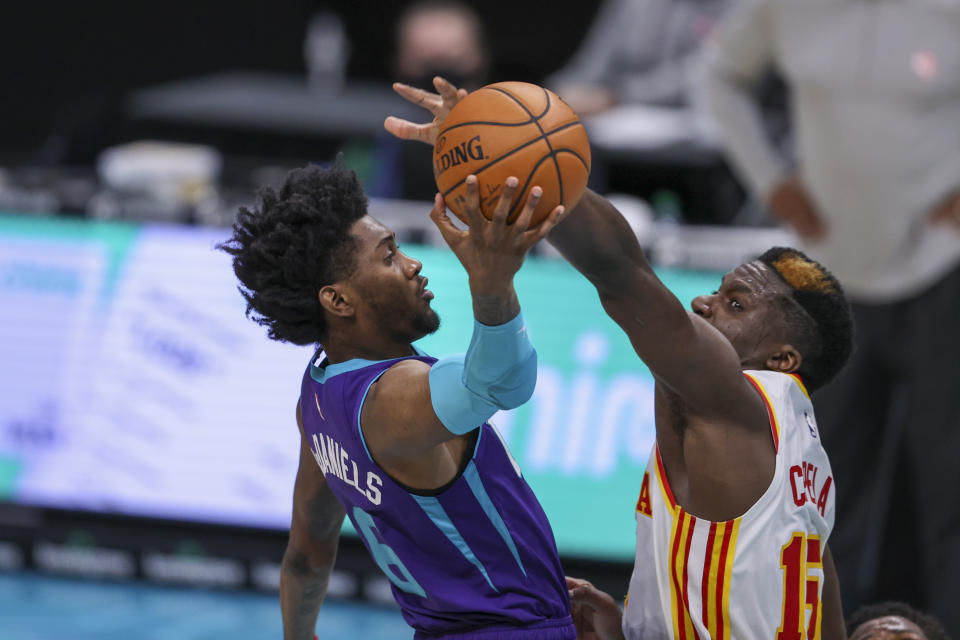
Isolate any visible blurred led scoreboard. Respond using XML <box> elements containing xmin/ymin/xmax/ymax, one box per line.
<box><xmin>0</xmin><ymin>212</ymin><xmax>724</xmax><ymax>561</ymax></box>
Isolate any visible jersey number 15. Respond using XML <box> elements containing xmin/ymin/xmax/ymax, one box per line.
<box><xmin>777</xmin><ymin>532</ymin><xmax>822</xmax><ymax>640</ymax></box>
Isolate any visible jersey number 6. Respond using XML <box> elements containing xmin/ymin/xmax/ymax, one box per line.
<box><xmin>353</xmin><ymin>506</ymin><xmax>428</xmax><ymax>598</ymax></box>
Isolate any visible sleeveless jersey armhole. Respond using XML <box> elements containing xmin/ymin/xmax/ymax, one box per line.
<box><xmin>355</xmin><ymin>367</ymin><xmax>481</xmax><ymax>498</ymax></box>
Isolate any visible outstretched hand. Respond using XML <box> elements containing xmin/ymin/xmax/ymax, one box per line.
<box><xmin>429</xmin><ymin>175</ymin><xmax>565</xmax><ymax>295</ymax></box>
<box><xmin>384</xmin><ymin>76</ymin><xmax>467</xmax><ymax>146</ymax></box>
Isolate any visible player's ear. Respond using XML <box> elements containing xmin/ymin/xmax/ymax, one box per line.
<box><xmin>766</xmin><ymin>345</ymin><xmax>802</xmax><ymax>374</ymax></box>
<box><xmin>319</xmin><ymin>284</ymin><xmax>355</xmax><ymax>318</ymax></box>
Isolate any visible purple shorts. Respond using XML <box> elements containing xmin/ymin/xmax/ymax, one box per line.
<box><xmin>414</xmin><ymin>616</ymin><xmax>576</xmax><ymax>640</ymax></box>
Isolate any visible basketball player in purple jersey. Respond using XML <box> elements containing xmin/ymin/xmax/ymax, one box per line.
<box><xmin>219</xmin><ymin>160</ymin><xmax>576</xmax><ymax>639</ymax></box>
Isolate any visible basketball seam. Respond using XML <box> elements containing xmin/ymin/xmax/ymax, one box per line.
<box><xmin>487</xmin><ymin>86</ymin><xmax>552</xmax><ymax>119</ymax></box>
<box><xmin>510</xmin><ymin>153</ymin><xmax>564</xmax><ymax>222</ymax></box>
<box><xmin>437</xmin><ymin>85</ymin><xmax>551</xmax><ymax>136</ymax></box>
<box><xmin>487</xmin><ymin>86</ymin><xmax>566</xmax><ymax>218</ymax></box>
<box><xmin>438</xmin><ymin>118</ymin><xmax>535</xmax><ymax>137</ymax></box>
<box><xmin>439</xmin><ymin>120</ymin><xmax>584</xmax><ymax>198</ymax></box>
<box><xmin>550</xmin><ymin>146</ymin><xmax>591</xmax><ymax>171</ymax></box>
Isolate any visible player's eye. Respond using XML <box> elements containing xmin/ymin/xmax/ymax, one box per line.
<box><xmin>730</xmin><ymin>298</ymin><xmax>744</xmax><ymax>311</ymax></box>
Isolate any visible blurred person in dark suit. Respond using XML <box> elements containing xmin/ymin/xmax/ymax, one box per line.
<box><xmin>370</xmin><ymin>0</ymin><xmax>489</xmax><ymax>202</ymax></box>
<box><xmin>546</xmin><ymin>0</ymin><xmax>731</xmax><ymax>115</ymax></box>
<box><xmin>696</xmin><ymin>0</ymin><xmax>960</xmax><ymax>632</ymax></box>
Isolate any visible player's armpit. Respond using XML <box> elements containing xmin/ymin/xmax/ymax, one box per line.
<box><xmin>282</xmin><ymin>403</ymin><xmax>347</xmax><ymax>640</ymax></box>
<box><xmin>820</xmin><ymin>544</ymin><xmax>847</xmax><ymax>640</ymax></box>
<box><xmin>360</xmin><ymin>359</ymin><xmax>457</xmax><ymax>460</ymax></box>
<box><xmin>292</xmin><ymin>403</ymin><xmax>346</xmax><ymax>548</ymax></box>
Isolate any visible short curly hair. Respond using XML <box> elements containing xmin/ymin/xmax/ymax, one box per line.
<box><xmin>757</xmin><ymin>247</ymin><xmax>854</xmax><ymax>392</ymax></box>
<box><xmin>217</xmin><ymin>162</ymin><xmax>368</xmax><ymax>345</ymax></box>
<box><xmin>847</xmin><ymin>601</ymin><xmax>949</xmax><ymax>640</ymax></box>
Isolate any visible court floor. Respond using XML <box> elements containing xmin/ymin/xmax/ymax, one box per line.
<box><xmin>0</xmin><ymin>571</ymin><xmax>412</xmax><ymax>639</ymax></box>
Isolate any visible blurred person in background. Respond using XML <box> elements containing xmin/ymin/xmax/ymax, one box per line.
<box><xmin>696</xmin><ymin>0</ymin><xmax>960</xmax><ymax>632</ymax></box>
<box><xmin>218</xmin><ymin>160</ymin><xmax>576</xmax><ymax>639</ymax></box>
<box><xmin>848</xmin><ymin>601</ymin><xmax>950</xmax><ymax>640</ymax></box>
<box><xmin>545</xmin><ymin>0</ymin><xmax>731</xmax><ymax>115</ymax></box>
<box><xmin>393</xmin><ymin>0</ymin><xmax>489</xmax><ymax>94</ymax></box>
<box><xmin>371</xmin><ymin>0</ymin><xmax>490</xmax><ymax>201</ymax></box>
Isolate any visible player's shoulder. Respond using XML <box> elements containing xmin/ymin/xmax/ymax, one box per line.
<box><xmin>743</xmin><ymin>370</ymin><xmax>814</xmax><ymax>418</ymax></box>
<box><xmin>377</xmin><ymin>357</ymin><xmax>432</xmax><ymax>383</ymax></box>
<box><xmin>363</xmin><ymin>354</ymin><xmax>442</xmax><ymax>412</ymax></box>
<box><xmin>744</xmin><ymin>369</ymin><xmax>809</xmax><ymax>397</ymax></box>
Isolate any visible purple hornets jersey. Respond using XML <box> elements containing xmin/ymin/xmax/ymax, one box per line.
<box><xmin>300</xmin><ymin>348</ymin><xmax>574</xmax><ymax>639</ymax></box>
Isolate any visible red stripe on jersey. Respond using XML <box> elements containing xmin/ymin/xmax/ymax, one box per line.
<box><xmin>744</xmin><ymin>373</ymin><xmax>779</xmax><ymax>452</ymax></box>
<box><xmin>788</xmin><ymin>373</ymin><xmax>810</xmax><ymax>399</ymax></box>
<box><xmin>671</xmin><ymin>510</ymin><xmax>688</xmax><ymax>640</ymax></box>
<box><xmin>655</xmin><ymin>445</ymin><xmax>677</xmax><ymax>510</ymax></box>
<box><xmin>681</xmin><ymin>514</ymin><xmax>701</xmax><ymax>640</ymax></box>
<box><xmin>701</xmin><ymin>521</ymin><xmax>718</xmax><ymax>631</ymax></box>
<box><xmin>715</xmin><ymin>521</ymin><xmax>735</xmax><ymax>640</ymax></box>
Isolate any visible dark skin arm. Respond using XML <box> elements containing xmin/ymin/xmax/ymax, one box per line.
<box><xmin>384</xmin><ymin>78</ymin><xmax>772</xmax><ymax>519</ymax></box>
<box><xmin>548</xmin><ymin>189</ymin><xmax>763</xmax><ymax>419</ymax></box>
<box><xmin>551</xmin><ymin>191</ymin><xmax>776</xmax><ymax>520</ymax></box>
<box><xmin>821</xmin><ymin>544</ymin><xmax>847</xmax><ymax>640</ymax></box>
<box><xmin>385</xmin><ymin>77</ymin><xmax>763</xmax><ymax>424</ymax></box>
<box><xmin>280</xmin><ymin>402</ymin><xmax>346</xmax><ymax>640</ymax></box>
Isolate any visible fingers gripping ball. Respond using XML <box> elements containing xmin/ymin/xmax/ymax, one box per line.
<box><xmin>433</xmin><ymin>81</ymin><xmax>591</xmax><ymax>227</ymax></box>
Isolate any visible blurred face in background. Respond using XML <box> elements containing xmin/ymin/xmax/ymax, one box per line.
<box><xmin>395</xmin><ymin>5</ymin><xmax>488</xmax><ymax>90</ymax></box>
<box><xmin>850</xmin><ymin>616</ymin><xmax>927</xmax><ymax>640</ymax></box>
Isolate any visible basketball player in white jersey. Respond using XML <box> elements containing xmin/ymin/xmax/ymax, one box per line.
<box><xmin>386</xmin><ymin>78</ymin><xmax>854</xmax><ymax>639</ymax></box>
<box><xmin>553</xmin><ymin>194</ymin><xmax>853</xmax><ymax>639</ymax></box>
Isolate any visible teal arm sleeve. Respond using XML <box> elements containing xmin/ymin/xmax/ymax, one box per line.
<box><xmin>428</xmin><ymin>311</ymin><xmax>538</xmax><ymax>435</ymax></box>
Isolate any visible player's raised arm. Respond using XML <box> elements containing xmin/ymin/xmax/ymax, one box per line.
<box><xmin>361</xmin><ymin>177</ymin><xmax>565</xmax><ymax>460</ymax></box>
<box><xmin>548</xmin><ymin>189</ymin><xmax>756</xmax><ymax>419</ymax></box>
<box><xmin>281</xmin><ymin>402</ymin><xmax>346</xmax><ymax>640</ymax></box>
<box><xmin>386</xmin><ymin>78</ymin><xmax>755</xmax><ymax>420</ymax></box>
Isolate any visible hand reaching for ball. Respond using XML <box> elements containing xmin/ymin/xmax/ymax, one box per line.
<box><xmin>388</xmin><ymin>76</ymin><xmax>591</xmax><ymax>229</ymax></box>
<box><xmin>385</xmin><ymin>76</ymin><xmax>466</xmax><ymax>147</ymax></box>
<box><xmin>430</xmin><ymin>175</ymin><xmax>565</xmax><ymax>295</ymax></box>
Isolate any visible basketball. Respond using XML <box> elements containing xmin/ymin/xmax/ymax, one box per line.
<box><xmin>433</xmin><ymin>81</ymin><xmax>591</xmax><ymax>227</ymax></box>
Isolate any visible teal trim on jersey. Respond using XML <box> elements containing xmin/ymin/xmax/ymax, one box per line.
<box><xmin>412</xmin><ymin>494</ymin><xmax>498</xmax><ymax>593</ymax></box>
<box><xmin>463</xmin><ymin>461</ymin><xmax>526</xmax><ymax>576</ymax></box>
<box><xmin>355</xmin><ymin>373</ymin><xmax>386</xmax><ymax>464</ymax></box>
<box><xmin>308</xmin><ymin>345</ymin><xmax>429</xmax><ymax>384</ymax></box>
<box><xmin>473</xmin><ymin>423</ymin><xmax>483</xmax><ymax>456</ymax></box>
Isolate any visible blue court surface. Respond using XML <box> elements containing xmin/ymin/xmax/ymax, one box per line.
<box><xmin>0</xmin><ymin>571</ymin><xmax>413</xmax><ymax>640</ymax></box>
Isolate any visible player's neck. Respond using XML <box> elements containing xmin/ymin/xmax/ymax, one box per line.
<box><xmin>321</xmin><ymin>332</ymin><xmax>416</xmax><ymax>365</ymax></box>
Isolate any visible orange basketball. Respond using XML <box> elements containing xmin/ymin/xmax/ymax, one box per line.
<box><xmin>433</xmin><ymin>81</ymin><xmax>591</xmax><ymax>227</ymax></box>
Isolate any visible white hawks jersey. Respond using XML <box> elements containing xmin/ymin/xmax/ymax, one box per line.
<box><xmin>623</xmin><ymin>371</ymin><xmax>835</xmax><ymax>640</ymax></box>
